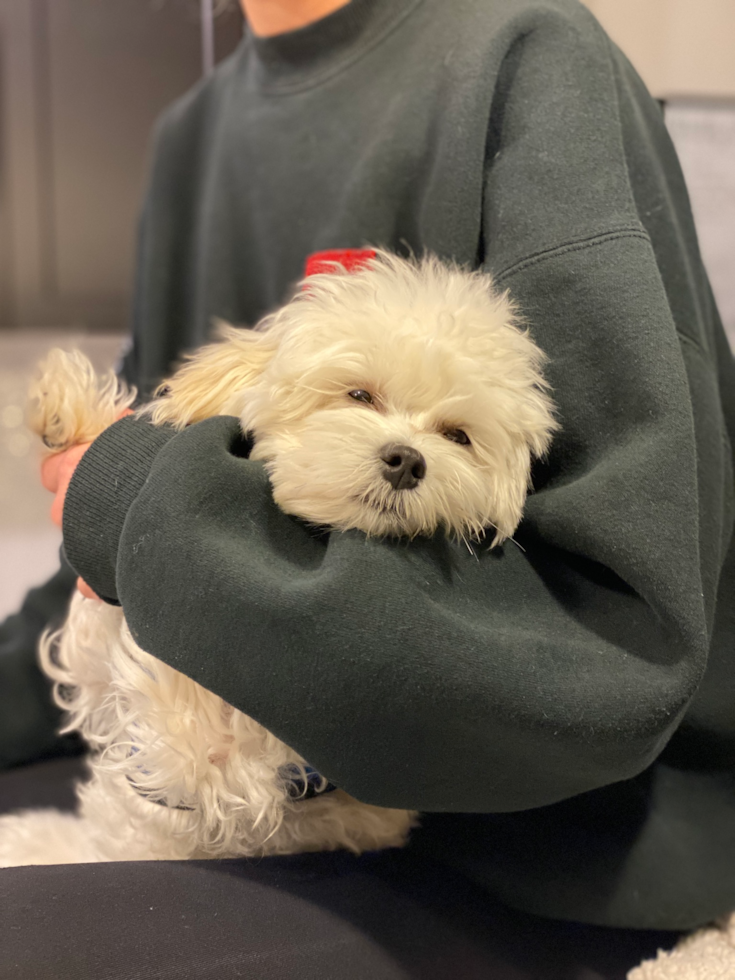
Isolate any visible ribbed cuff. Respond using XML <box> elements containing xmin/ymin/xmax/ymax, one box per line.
<box><xmin>62</xmin><ymin>416</ymin><xmax>177</xmax><ymax>604</ymax></box>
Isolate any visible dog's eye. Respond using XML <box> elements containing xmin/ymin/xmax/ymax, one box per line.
<box><xmin>348</xmin><ymin>389</ymin><xmax>374</xmax><ymax>405</ymax></box>
<box><xmin>444</xmin><ymin>428</ymin><xmax>471</xmax><ymax>446</ymax></box>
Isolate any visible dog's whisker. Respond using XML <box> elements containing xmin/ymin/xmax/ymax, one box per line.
<box><xmin>461</xmin><ymin>535</ymin><xmax>479</xmax><ymax>560</ymax></box>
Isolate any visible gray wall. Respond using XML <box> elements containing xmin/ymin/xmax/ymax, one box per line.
<box><xmin>0</xmin><ymin>3</ymin><xmax>731</xmax><ymax>345</ymax></box>
<box><xmin>0</xmin><ymin>0</ymin><xmax>242</xmax><ymax>331</ymax></box>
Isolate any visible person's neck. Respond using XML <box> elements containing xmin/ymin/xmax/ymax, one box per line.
<box><xmin>239</xmin><ymin>0</ymin><xmax>353</xmax><ymax>37</ymax></box>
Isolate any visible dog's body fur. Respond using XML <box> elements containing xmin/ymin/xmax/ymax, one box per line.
<box><xmin>0</xmin><ymin>252</ymin><xmax>555</xmax><ymax>867</ymax></box>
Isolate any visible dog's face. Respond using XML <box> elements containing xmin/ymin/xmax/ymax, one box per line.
<box><xmin>153</xmin><ymin>254</ymin><xmax>555</xmax><ymax>543</ymax></box>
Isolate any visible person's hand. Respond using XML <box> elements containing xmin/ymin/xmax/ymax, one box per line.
<box><xmin>41</xmin><ymin>442</ymin><xmax>92</xmax><ymax>529</ymax></box>
<box><xmin>41</xmin><ymin>443</ymin><xmax>97</xmax><ymax>598</ymax></box>
<box><xmin>40</xmin><ymin>409</ymin><xmax>133</xmax><ymax>600</ymax></box>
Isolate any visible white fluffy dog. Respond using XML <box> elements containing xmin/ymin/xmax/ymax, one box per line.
<box><xmin>0</xmin><ymin>252</ymin><xmax>555</xmax><ymax>866</ymax></box>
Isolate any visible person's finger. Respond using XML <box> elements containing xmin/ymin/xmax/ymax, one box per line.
<box><xmin>50</xmin><ymin>487</ymin><xmax>66</xmax><ymax>528</ymax></box>
<box><xmin>44</xmin><ymin>410</ymin><xmax>133</xmax><ymax>526</ymax></box>
<box><xmin>41</xmin><ymin>410</ymin><xmax>132</xmax><ymax>490</ymax></box>
<box><xmin>76</xmin><ymin>577</ymin><xmax>100</xmax><ymax>601</ymax></box>
<box><xmin>40</xmin><ymin>452</ymin><xmax>63</xmax><ymax>493</ymax></box>
<box><xmin>48</xmin><ymin>443</ymin><xmax>91</xmax><ymax>527</ymax></box>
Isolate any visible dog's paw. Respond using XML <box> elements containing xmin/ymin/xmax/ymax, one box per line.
<box><xmin>27</xmin><ymin>348</ymin><xmax>135</xmax><ymax>452</ymax></box>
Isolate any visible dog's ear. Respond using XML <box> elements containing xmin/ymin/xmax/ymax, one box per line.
<box><xmin>147</xmin><ymin>322</ymin><xmax>278</xmax><ymax>429</ymax></box>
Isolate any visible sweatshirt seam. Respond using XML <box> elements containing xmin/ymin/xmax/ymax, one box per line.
<box><xmin>495</xmin><ymin>229</ymin><xmax>708</xmax><ymax>358</ymax></box>
<box><xmin>677</xmin><ymin>329</ymin><xmax>714</xmax><ymax>364</ymax></box>
<box><xmin>677</xmin><ymin>332</ymin><xmax>705</xmax><ymax>355</ymax></box>
<box><xmin>253</xmin><ymin>0</ymin><xmax>425</xmax><ymax>96</ymax></box>
<box><xmin>493</xmin><ymin>228</ymin><xmax>649</xmax><ymax>282</ymax></box>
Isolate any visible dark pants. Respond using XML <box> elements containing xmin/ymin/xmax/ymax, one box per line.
<box><xmin>0</xmin><ymin>757</ymin><xmax>678</xmax><ymax>980</ymax></box>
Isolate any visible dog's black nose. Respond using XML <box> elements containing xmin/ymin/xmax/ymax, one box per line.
<box><xmin>379</xmin><ymin>444</ymin><xmax>427</xmax><ymax>491</ymax></box>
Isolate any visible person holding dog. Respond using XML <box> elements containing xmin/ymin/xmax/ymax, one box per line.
<box><xmin>2</xmin><ymin>0</ymin><xmax>734</xmax><ymax>973</ymax></box>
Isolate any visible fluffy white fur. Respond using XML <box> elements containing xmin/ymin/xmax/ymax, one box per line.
<box><xmin>27</xmin><ymin>349</ymin><xmax>137</xmax><ymax>451</ymax></box>
<box><xmin>0</xmin><ymin>252</ymin><xmax>555</xmax><ymax>868</ymax></box>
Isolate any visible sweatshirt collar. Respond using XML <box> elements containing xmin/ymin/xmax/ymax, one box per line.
<box><xmin>247</xmin><ymin>0</ymin><xmax>425</xmax><ymax>93</ymax></box>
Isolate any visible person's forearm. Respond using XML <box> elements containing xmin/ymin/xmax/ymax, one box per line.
<box><xmin>62</xmin><ymin>417</ymin><xmax>177</xmax><ymax>604</ymax></box>
<box><xmin>108</xmin><ymin>356</ymin><xmax>703</xmax><ymax>812</ymax></box>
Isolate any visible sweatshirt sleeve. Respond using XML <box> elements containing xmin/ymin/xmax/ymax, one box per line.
<box><xmin>60</xmin><ymin>5</ymin><xmax>725</xmax><ymax>812</ymax></box>
<box><xmin>62</xmin><ymin>417</ymin><xmax>178</xmax><ymax>604</ymax></box>
<box><xmin>92</xmin><ymin>320</ymin><xmax>706</xmax><ymax>815</ymax></box>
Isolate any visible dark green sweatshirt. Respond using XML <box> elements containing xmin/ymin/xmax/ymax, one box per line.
<box><xmin>62</xmin><ymin>0</ymin><xmax>735</xmax><ymax>930</ymax></box>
